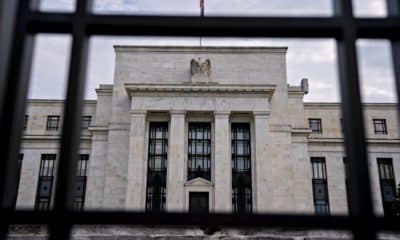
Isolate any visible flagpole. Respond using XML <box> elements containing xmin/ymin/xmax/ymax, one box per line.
<box><xmin>199</xmin><ymin>0</ymin><xmax>204</xmax><ymax>47</ymax></box>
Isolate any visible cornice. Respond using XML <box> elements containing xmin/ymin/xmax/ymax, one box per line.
<box><xmin>125</xmin><ymin>83</ymin><xmax>276</xmax><ymax>98</ymax></box>
<box><xmin>114</xmin><ymin>45</ymin><xmax>288</xmax><ymax>54</ymax></box>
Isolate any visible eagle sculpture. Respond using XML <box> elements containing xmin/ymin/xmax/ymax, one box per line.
<box><xmin>190</xmin><ymin>58</ymin><xmax>211</xmax><ymax>77</ymax></box>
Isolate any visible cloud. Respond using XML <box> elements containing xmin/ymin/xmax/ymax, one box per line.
<box><xmin>31</xmin><ymin>0</ymin><xmax>394</xmax><ymax>103</ymax></box>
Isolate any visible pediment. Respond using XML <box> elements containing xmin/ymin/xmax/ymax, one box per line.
<box><xmin>184</xmin><ymin>177</ymin><xmax>213</xmax><ymax>187</ymax></box>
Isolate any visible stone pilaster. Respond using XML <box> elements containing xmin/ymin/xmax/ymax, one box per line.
<box><xmin>214</xmin><ymin>111</ymin><xmax>232</xmax><ymax>212</ymax></box>
<box><xmin>85</xmin><ymin>128</ymin><xmax>108</xmax><ymax>209</ymax></box>
<box><xmin>166</xmin><ymin>110</ymin><xmax>186</xmax><ymax>212</ymax></box>
<box><xmin>125</xmin><ymin>110</ymin><xmax>147</xmax><ymax>210</ymax></box>
<box><xmin>253</xmin><ymin>111</ymin><xmax>273</xmax><ymax>213</ymax></box>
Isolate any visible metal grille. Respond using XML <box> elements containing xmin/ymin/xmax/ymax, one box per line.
<box><xmin>377</xmin><ymin>158</ymin><xmax>396</xmax><ymax>216</ymax></box>
<box><xmin>311</xmin><ymin>157</ymin><xmax>330</xmax><ymax>216</ymax></box>
<box><xmin>74</xmin><ymin>154</ymin><xmax>89</xmax><ymax>210</ymax></box>
<box><xmin>46</xmin><ymin>115</ymin><xmax>60</xmax><ymax>131</ymax></box>
<box><xmin>35</xmin><ymin>154</ymin><xmax>56</xmax><ymax>211</ymax></box>
<box><xmin>188</xmin><ymin>122</ymin><xmax>211</xmax><ymax>181</ymax></box>
<box><xmin>145</xmin><ymin>122</ymin><xmax>168</xmax><ymax>212</ymax></box>
<box><xmin>0</xmin><ymin>0</ymin><xmax>400</xmax><ymax>239</ymax></box>
<box><xmin>309</xmin><ymin>118</ymin><xmax>323</xmax><ymax>133</ymax></box>
<box><xmin>373</xmin><ymin>119</ymin><xmax>388</xmax><ymax>134</ymax></box>
<box><xmin>231</xmin><ymin>123</ymin><xmax>252</xmax><ymax>214</ymax></box>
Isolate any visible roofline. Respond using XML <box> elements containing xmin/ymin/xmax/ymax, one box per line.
<box><xmin>26</xmin><ymin>99</ymin><xmax>97</xmax><ymax>104</ymax></box>
<box><xmin>113</xmin><ymin>45</ymin><xmax>288</xmax><ymax>54</ymax></box>
<box><xmin>304</xmin><ymin>102</ymin><xmax>398</xmax><ymax>108</ymax></box>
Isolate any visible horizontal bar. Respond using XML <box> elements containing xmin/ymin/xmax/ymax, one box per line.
<box><xmin>2</xmin><ymin>211</ymin><xmax>400</xmax><ymax>231</ymax></box>
<box><xmin>26</xmin><ymin>12</ymin><xmax>400</xmax><ymax>39</ymax></box>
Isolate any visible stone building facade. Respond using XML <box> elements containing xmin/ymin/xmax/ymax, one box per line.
<box><xmin>16</xmin><ymin>46</ymin><xmax>400</xmax><ymax>219</ymax></box>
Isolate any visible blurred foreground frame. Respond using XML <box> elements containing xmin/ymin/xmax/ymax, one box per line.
<box><xmin>1</xmin><ymin>0</ymin><xmax>400</xmax><ymax>240</ymax></box>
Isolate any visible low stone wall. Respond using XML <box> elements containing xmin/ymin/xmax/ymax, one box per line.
<box><xmin>7</xmin><ymin>225</ymin><xmax>400</xmax><ymax>239</ymax></box>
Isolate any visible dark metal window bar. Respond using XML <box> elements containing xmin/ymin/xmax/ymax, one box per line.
<box><xmin>34</xmin><ymin>154</ymin><xmax>56</xmax><ymax>211</ymax></box>
<box><xmin>145</xmin><ymin>122</ymin><xmax>168</xmax><ymax>212</ymax></box>
<box><xmin>0</xmin><ymin>0</ymin><xmax>400</xmax><ymax>239</ymax></box>
<box><xmin>231</xmin><ymin>123</ymin><xmax>252</xmax><ymax>214</ymax></box>
<box><xmin>309</xmin><ymin>118</ymin><xmax>323</xmax><ymax>133</ymax></box>
<box><xmin>46</xmin><ymin>115</ymin><xmax>60</xmax><ymax>131</ymax></box>
<box><xmin>74</xmin><ymin>154</ymin><xmax>89</xmax><ymax>210</ymax></box>
<box><xmin>311</xmin><ymin>157</ymin><xmax>330</xmax><ymax>216</ymax></box>
<box><xmin>188</xmin><ymin>122</ymin><xmax>211</xmax><ymax>181</ymax></box>
<box><xmin>377</xmin><ymin>158</ymin><xmax>397</xmax><ymax>216</ymax></box>
<box><xmin>373</xmin><ymin>119</ymin><xmax>388</xmax><ymax>134</ymax></box>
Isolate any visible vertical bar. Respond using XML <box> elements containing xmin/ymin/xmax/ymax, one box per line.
<box><xmin>0</xmin><ymin>0</ymin><xmax>38</xmax><ymax>239</ymax></box>
<box><xmin>387</xmin><ymin>0</ymin><xmax>400</xmax><ymax>115</ymax></box>
<box><xmin>49</xmin><ymin>0</ymin><xmax>92</xmax><ymax>240</ymax></box>
<box><xmin>334</xmin><ymin>0</ymin><xmax>375</xmax><ymax>239</ymax></box>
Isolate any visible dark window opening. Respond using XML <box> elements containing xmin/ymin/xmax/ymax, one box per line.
<box><xmin>189</xmin><ymin>192</ymin><xmax>209</xmax><ymax>213</ymax></box>
<box><xmin>46</xmin><ymin>116</ymin><xmax>60</xmax><ymax>131</ymax></box>
<box><xmin>373</xmin><ymin>119</ymin><xmax>387</xmax><ymax>135</ymax></box>
<box><xmin>311</xmin><ymin>157</ymin><xmax>330</xmax><ymax>216</ymax></box>
<box><xmin>377</xmin><ymin>158</ymin><xmax>396</xmax><ymax>216</ymax></box>
<box><xmin>145</xmin><ymin>122</ymin><xmax>168</xmax><ymax>212</ymax></box>
<box><xmin>35</xmin><ymin>154</ymin><xmax>56</xmax><ymax>211</ymax></box>
<box><xmin>74</xmin><ymin>154</ymin><xmax>89</xmax><ymax>210</ymax></box>
<box><xmin>81</xmin><ymin>116</ymin><xmax>91</xmax><ymax>130</ymax></box>
<box><xmin>24</xmin><ymin>115</ymin><xmax>28</xmax><ymax>130</ymax></box>
<box><xmin>188</xmin><ymin>122</ymin><xmax>211</xmax><ymax>181</ymax></box>
<box><xmin>309</xmin><ymin>118</ymin><xmax>322</xmax><ymax>133</ymax></box>
<box><xmin>232</xmin><ymin>123</ymin><xmax>252</xmax><ymax>214</ymax></box>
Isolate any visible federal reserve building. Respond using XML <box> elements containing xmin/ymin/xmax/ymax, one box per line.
<box><xmin>13</xmin><ymin>46</ymin><xmax>400</xmax><ymax>238</ymax></box>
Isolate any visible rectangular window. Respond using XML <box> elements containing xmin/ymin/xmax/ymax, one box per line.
<box><xmin>311</xmin><ymin>157</ymin><xmax>330</xmax><ymax>216</ymax></box>
<box><xmin>377</xmin><ymin>158</ymin><xmax>396</xmax><ymax>216</ymax></box>
<box><xmin>145</xmin><ymin>122</ymin><xmax>168</xmax><ymax>212</ymax></box>
<box><xmin>309</xmin><ymin>118</ymin><xmax>322</xmax><ymax>133</ymax></box>
<box><xmin>232</xmin><ymin>123</ymin><xmax>252</xmax><ymax>214</ymax></box>
<box><xmin>46</xmin><ymin>115</ymin><xmax>60</xmax><ymax>131</ymax></box>
<box><xmin>188</xmin><ymin>122</ymin><xmax>211</xmax><ymax>181</ymax></box>
<box><xmin>24</xmin><ymin>115</ymin><xmax>28</xmax><ymax>130</ymax></box>
<box><xmin>74</xmin><ymin>154</ymin><xmax>89</xmax><ymax>210</ymax></box>
<box><xmin>81</xmin><ymin>116</ymin><xmax>91</xmax><ymax>130</ymax></box>
<box><xmin>373</xmin><ymin>119</ymin><xmax>387</xmax><ymax>135</ymax></box>
<box><xmin>35</xmin><ymin>154</ymin><xmax>56</xmax><ymax>210</ymax></box>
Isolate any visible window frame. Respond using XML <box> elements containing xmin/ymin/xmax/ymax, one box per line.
<box><xmin>377</xmin><ymin>158</ymin><xmax>397</xmax><ymax>216</ymax></box>
<box><xmin>373</xmin><ymin>119</ymin><xmax>388</xmax><ymax>135</ymax></box>
<box><xmin>1</xmin><ymin>0</ymin><xmax>399</xmax><ymax>239</ymax></box>
<box><xmin>308</xmin><ymin>118</ymin><xmax>323</xmax><ymax>134</ymax></box>
<box><xmin>74</xmin><ymin>154</ymin><xmax>89</xmax><ymax>210</ymax></box>
<box><xmin>187</xmin><ymin>122</ymin><xmax>212</xmax><ymax>181</ymax></box>
<box><xmin>46</xmin><ymin>115</ymin><xmax>60</xmax><ymax>131</ymax></box>
<box><xmin>145</xmin><ymin>122</ymin><xmax>168</xmax><ymax>212</ymax></box>
<box><xmin>231</xmin><ymin>122</ymin><xmax>253</xmax><ymax>214</ymax></box>
<box><xmin>35</xmin><ymin>154</ymin><xmax>56</xmax><ymax>211</ymax></box>
<box><xmin>311</xmin><ymin>157</ymin><xmax>330</xmax><ymax>216</ymax></box>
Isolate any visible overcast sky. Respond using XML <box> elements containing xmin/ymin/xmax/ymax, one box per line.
<box><xmin>29</xmin><ymin>0</ymin><xmax>396</xmax><ymax>103</ymax></box>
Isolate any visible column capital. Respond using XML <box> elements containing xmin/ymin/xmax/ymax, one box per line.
<box><xmin>214</xmin><ymin>111</ymin><xmax>230</xmax><ymax>117</ymax></box>
<box><xmin>253</xmin><ymin>111</ymin><xmax>270</xmax><ymax>117</ymax></box>
<box><xmin>130</xmin><ymin>109</ymin><xmax>147</xmax><ymax>116</ymax></box>
<box><xmin>170</xmin><ymin>110</ymin><xmax>186</xmax><ymax>116</ymax></box>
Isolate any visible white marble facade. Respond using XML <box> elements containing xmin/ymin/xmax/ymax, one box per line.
<box><xmin>16</xmin><ymin>46</ymin><xmax>400</xmax><ymax>216</ymax></box>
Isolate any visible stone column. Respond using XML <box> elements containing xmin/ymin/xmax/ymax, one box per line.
<box><xmin>214</xmin><ymin>111</ymin><xmax>232</xmax><ymax>212</ymax></box>
<box><xmin>125</xmin><ymin>110</ymin><xmax>147</xmax><ymax>211</ymax></box>
<box><xmin>166</xmin><ymin>111</ymin><xmax>186</xmax><ymax>212</ymax></box>
<box><xmin>253</xmin><ymin>111</ymin><xmax>273</xmax><ymax>213</ymax></box>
